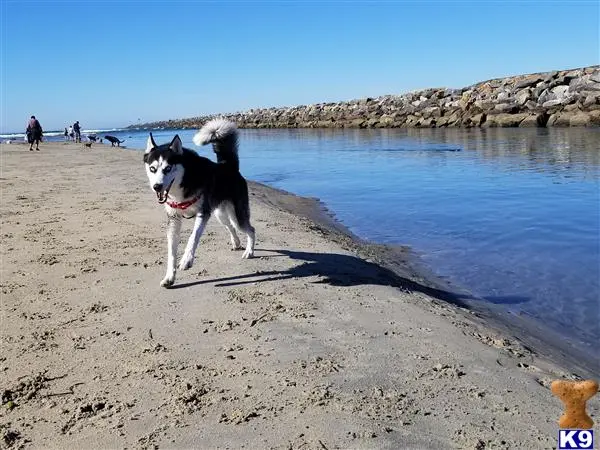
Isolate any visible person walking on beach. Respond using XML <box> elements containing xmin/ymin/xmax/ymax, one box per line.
<box><xmin>68</xmin><ymin>125</ymin><xmax>74</xmax><ymax>141</ymax></box>
<box><xmin>64</xmin><ymin>127</ymin><xmax>69</xmax><ymax>141</ymax></box>
<box><xmin>26</xmin><ymin>115</ymin><xmax>43</xmax><ymax>151</ymax></box>
<box><xmin>73</xmin><ymin>121</ymin><xmax>81</xmax><ymax>143</ymax></box>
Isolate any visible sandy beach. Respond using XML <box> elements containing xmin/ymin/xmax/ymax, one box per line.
<box><xmin>0</xmin><ymin>141</ymin><xmax>597</xmax><ymax>449</ymax></box>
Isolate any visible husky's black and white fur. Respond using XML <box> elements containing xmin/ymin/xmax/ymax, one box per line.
<box><xmin>143</xmin><ymin>119</ymin><xmax>255</xmax><ymax>287</ymax></box>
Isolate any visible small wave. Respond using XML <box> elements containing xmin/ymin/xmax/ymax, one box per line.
<box><xmin>82</xmin><ymin>128</ymin><xmax>124</xmax><ymax>134</ymax></box>
<box><xmin>377</xmin><ymin>146</ymin><xmax>462</xmax><ymax>153</ymax></box>
<box><xmin>256</xmin><ymin>172</ymin><xmax>289</xmax><ymax>183</ymax></box>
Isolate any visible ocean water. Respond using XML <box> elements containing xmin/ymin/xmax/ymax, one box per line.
<box><xmin>5</xmin><ymin>127</ymin><xmax>599</xmax><ymax>351</ymax></box>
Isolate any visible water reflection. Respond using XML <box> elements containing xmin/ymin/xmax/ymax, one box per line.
<box><xmin>405</xmin><ymin>128</ymin><xmax>600</xmax><ymax>178</ymax></box>
<box><xmin>241</xmin><ymin>127</ymin><xmax>600</xmax><ymax>180</ymax></box>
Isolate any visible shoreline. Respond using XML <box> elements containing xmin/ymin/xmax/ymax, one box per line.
<box><xmin>248</xmin><ymin>181</ymin><xmax>600</xmax><ymax>379</ymax></box>
<box><xmin>1</xmin><ymin>141</ymin><xmax>598</xmax><ymax>448</ymax></box>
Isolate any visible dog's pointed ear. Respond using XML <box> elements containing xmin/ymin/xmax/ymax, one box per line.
<box><xmin>145</xmin><ymin>133</ymin><xmax>157</xmax><ymax>154</ymax></box>
<box><xmin>170</xmin><ymin>135</ymin><xmax>183</xmax><ymax>154</ymax></box>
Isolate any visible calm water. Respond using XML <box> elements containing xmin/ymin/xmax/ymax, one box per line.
<box><xmin>102</xmin><ymin>127</ymin><xmax>600</xmax><ymax>350</ymax></box>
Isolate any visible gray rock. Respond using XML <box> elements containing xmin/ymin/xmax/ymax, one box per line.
<box><xmin>497</xmin><ymin>91</ymin><xmax>511</xmax><ymax>102</ymax></box>
<box><xmin>551</xmin><ymin>85</ymin><xmax>570</xmax><ymax>98</ymax></box>
<box><xmin>444</xmin><ymin>111</ymin><xmax>462</xmax><ymax>127</ymax></box>
<box><xmin>483</xmin><ymin>113</ymin><xmax>528</xmax><ymax>127</ymax></box>
<box><xmin>418</xmin><ymin>117</ymin><xmax>435</xmax><ymax>127</ymax></box>
<box><xmin>524</xmin><ymin>100</ymin><xmax>540</xmax><ymax>111</ymax></box>
<box><xmin>589</xmin><ymin>110</ymin><xmax>600</xmax><ymax>125</ymax></box>
<box><xmin>547</xmin><ymin>113</ymin><xmax>570</xmax><ymax>127</ymax></box>
<box><xmin>537</xmin><ymin>89</ymin><xmax>556</xmax><ymax>104</ymax></box>
<box><xmin>569</xmin><ymin>112</ymin><xmax>591</xmax><ymax>126</ymax></box>
<box><xmin>520</xmin><ymin>113</ymin><xmax>547</xmax><ymax>127</ymax></box>
<box><xmin>494</xmin><ymin>102</ymin><xmax>518</xmax><ymax>113</ymax></box>
<box><xmin>583</xmin><ymin>93</ymin><xmax>600</xmax><ymax>107</ymax></box>
<box><xmin>474</xmin><ymin>100</ymin><xmax>496</xmax><ymax>111</ymax></box>
<box><xmin>515</xmin><ymin>76</ymin><xmax>543</xmax><ymax>89</ymax></box>
<box><xmin>564</xmin><ymin>102</ymin><xmax>584</xmax><ymax>112</ymax></box>
<box><xmin>569</xmin><ymin>76</ymin><xmax>600</xmax><ymax>93</ymax></box>
<box><xmin>466</xmin><ymin>113</ymin><xmax>486</xmax><ymax>127</ymax></box>
<box><xmin>544</xmin><ymin>71</ymin><xmax>559</xmax><ymax>83</ymax></box>
<box><xmin>543</xmin><ymin>99</ymin><xmax>566</xmax><ymax>108</ymax></box>
<box><xmin>515</xmin><ymin>89</ymin><xmax>531</xmax><ymax>106</ymax></box>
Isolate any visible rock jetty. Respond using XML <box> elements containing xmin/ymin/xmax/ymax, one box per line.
<box><xmin>132</xmin><ymin>66</ymin><xmax>600</xmax><ymax>129</ymax></box>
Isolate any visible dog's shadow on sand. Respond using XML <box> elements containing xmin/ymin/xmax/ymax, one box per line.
<box><xmin>172</xmin><ymin>248</ymin><xmax>475</xmax><ymax>308</ymax></box>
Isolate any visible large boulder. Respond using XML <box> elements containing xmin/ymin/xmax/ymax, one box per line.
<box><xmin>520</xmin><ymin>113</ymin><xmax>549</xmax><ymax>127</ymax></box>
<box><xmin>348</xmin><ymin>118</ymin><xmax>366</xmax><ymax>128</ymax></box>
<box><xmin>464</xmin><ymin>113</ymin><xmax>486</xmax><ymax>127</ymax></box>
<box><xmin>546</xmin><ymin>112</ymin><xmax>590</xmax><ymax>127</ymax></box>
<box><xmin>515</xmin><ymin>89</ymin><xmax>532</xmax><ymax>106</ymax></box>
<box><xmin>436</xmin><ymin>116</ymin><xmax>450</xmax><ymax>127</ymax></box>
<box><xmin>417</xmin><ymin>117</ymin><xmax>436</xmax><ymax>128</ymax></box>
<box><xmin>589</xmin><ymin>110</ymin><xmax>600</xmax><ymax>125</ymax></box>
<box><xmin>583</xmin><ymin>93</ymin><xmax>600</xmax><ymax>107</ymax></box>
<box><xmin>483</xmin><ymin>113</ymin><xmax>528</xmax><ymax>127</ymax></box>
<box><xmin>496</xmin><ymin>91</ymin><xmax>511</xmax><ymax>102</ymax></box>
<box><xmin>493</xmin><ymin>102</ymin><xmax>518</xmax><ymax>113</ymax></box>
<box><xmin>444</xmin><ymin>111</ymin><xmax>462</xmax><ymax>127</ymax></box>
<box><xmin>514</xmin><ymin>76</ymin><xmax>544</xmax><ymax>89</ymax></box>
<box><xmin>569</xmin><ymin>75</ymin><xmax>600</xmax><ymax>93</ymax></box>
<box><xmin>568</xmin><ymin>113</ymin><xmax>592</xmax><ymax>126</ymax></box>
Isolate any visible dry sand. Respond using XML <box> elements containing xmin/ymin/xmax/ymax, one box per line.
<box><xmin>0</xmin><ymin>141</ymin><xmax>597</xmax><ymax>449</ymax></box>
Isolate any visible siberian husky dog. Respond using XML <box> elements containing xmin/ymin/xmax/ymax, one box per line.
<box><xmin>143</xmin><ymin>119</ymin><xmax>255</xmax><ymax>287</ymax></box>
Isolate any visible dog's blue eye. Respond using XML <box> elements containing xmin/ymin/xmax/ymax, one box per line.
<box><xmin>149</xmin><ymin>167</ymin><xmax>157</xmax><ymax>173</ymax></box>
<box><xmin>164</xmin><ymin>166</ymin><xmax>172</xmax><ymax>174</ymax></box>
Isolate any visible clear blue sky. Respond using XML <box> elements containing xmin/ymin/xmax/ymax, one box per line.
<box><xmin>2</xmin><ymin>1</ymin><xmax>598</xmax><ymax>132</ymax></box>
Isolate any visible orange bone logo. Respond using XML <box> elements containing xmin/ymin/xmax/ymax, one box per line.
<box><xmin>551</xmin><ymin>379</ymin><xmax>598</xmax><ymax>429</ymax></box>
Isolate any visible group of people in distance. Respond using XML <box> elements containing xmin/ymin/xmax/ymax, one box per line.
<box><xmin>64</xmin><ymin>121</ymin><xmax>82</xmax><ymax>142</ymax></box>
<box><xmin>25</xmin><ymin>116</ymin><xmax>82</xmax><ymax>152</ymax></box>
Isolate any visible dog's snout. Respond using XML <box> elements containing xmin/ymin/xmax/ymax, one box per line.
<box><xmin>153</xmin><ymin>183</ymin><xmax>163</xmax><ymax>192</ymax></box>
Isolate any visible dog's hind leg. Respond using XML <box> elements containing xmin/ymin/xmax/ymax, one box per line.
<box><xmin>229</xmin><ymin>213</ymin><xmax>255</xmax><ymax>259</ymax></box>
<box><xmin>232</xmin><ymin>197</ymin><xmax>255</xmax><ymax>259</ymax></box>
<box><xmin>161</xmin><ymin>216</ymin><xmax>182</xmax><ymax>287</ymax></box>
<box><xmin>215</xmin><ymin>203</ymin><xmax>242</xmax><ymax>250</ymax></box>
<box><xmin>241</xmin><ymin>223</ymin><xmax>255</xmax><ymax>259</ymax></box>
<box><xmin>178</xmin><ymin>213</ymin><xmax>210</xmax><ymax>271</ymax></box>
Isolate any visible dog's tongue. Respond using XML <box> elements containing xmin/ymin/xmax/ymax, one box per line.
<box><xmin>155</xmin><ymin>180</ymin><xmax>173</xmax><ymax>204</ymax></box>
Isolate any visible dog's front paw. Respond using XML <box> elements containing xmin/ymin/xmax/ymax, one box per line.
<box><xmin>242</xmin><ymin>249</ymin><xmax>254</xmax><ymax>259</ymax></box>
<box><xmin>160</xmin><ymin>274</ymin><xmax>175</xmax><ymax>288</ymax></box>
<box><xmin>178</xmin><ymin>253</ymin><xmax>194</xmax><ymax>271</ymax></box>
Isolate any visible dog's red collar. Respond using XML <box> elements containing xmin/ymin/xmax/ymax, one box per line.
<box><xmin>166</xmin><ymin>196</ymin><xmax>199</xmax><ymax>210</ymax></box>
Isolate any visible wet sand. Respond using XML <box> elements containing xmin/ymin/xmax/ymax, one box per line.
<box><xmin>0</xmin><ymin>141</ymin><xmax>597</xmax><ymax>449</ymax></box>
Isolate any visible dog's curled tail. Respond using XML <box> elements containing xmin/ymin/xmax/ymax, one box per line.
<box><xmin>193</xmin><ymin>118</ymin><xmax>239</xmax><ymax>170</ymax></box>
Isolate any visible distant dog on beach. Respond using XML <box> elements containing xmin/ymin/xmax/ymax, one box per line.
<box><xmin>84</xmin><ymin>142</ymin><xmax>92</xmax><ymax>148</ymax></box>
<box><xmin>143</xmin><ymin>119</ymin><xmax>255</xmax><ymax>287</ymax></box>
<box><xmin>104</xmin><ymin>135</ymin><xmax>125</xmax><ymax>147</ymax></box>
<box><xmin>87</xmin><ymin>135</ymin><xmax>98</xmax><ymax>142</ymax></box>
